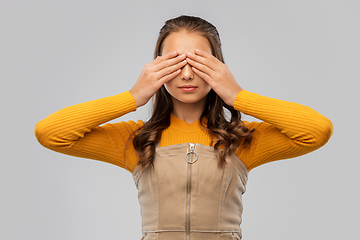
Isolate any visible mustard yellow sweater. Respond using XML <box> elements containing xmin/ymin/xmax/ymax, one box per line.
<box><xmin>34</xmin><ymin>90</ymin><xmax>333</xmax><ymax>172</ymax></box>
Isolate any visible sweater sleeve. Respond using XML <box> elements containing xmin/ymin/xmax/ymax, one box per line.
<box><xmin>34</xmin><ymin>91</ymin><xmax>142</xmax><ymax>172</ymax></box>
<box><xmin>233</xmin><ymin>90</ymin><xmax>333</xmax><ymax>172</ymax></box>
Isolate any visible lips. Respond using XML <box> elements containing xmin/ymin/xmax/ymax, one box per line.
<box><xmin>179</xmin><ymin>85</ymin><xmax>197</xmax><ymax>92</ymax></box>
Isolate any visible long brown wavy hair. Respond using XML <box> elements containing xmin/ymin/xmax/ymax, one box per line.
<box><xmin>127</xmin><ymin>15</ymin><xmax>254</xmax><ymax>170</ymax></box>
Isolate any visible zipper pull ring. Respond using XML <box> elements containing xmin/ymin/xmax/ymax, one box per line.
<box><xmin>186</xmin><ymin>143</ymin><xmax>198</xmax><ymax>164</ymax></box>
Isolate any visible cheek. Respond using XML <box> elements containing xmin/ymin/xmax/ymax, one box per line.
<box><xmin>204</xmin><ymin>85</ymin><xmax>211</xmax><ymax>95</ymax></box>
<box><xmin>200</xmin><ymin>80</ymin><xmax>211</xmax><ymax>91</ymax></box>
<box><xmin>163</xmin><ymin>81</ymin><xmax>173</xmax><ymax>94</ymax></box>
<box><xmin>163</xmin><ymin>76</ymin><xmax>178</xmax><ymax>90</ymax></box>
<box><xmin>202</xmin><ymin>83</ymin><xmax>212</xmax><ymax>97</ymax></box>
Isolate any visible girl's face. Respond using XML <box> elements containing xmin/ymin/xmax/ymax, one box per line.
<box><xmin>161</xmin><ymin>30</ymin><xmax>212</xmax><ymax>106</ymax></box>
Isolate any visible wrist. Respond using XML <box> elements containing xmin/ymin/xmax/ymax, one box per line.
<box><xmin>129</xmin><ymin>89</ymin><xmax>141</xmax><ymax>108</ymax></box>
<box><xmin>229</xmin><ymin>87</ymin><xmax>243</xmax><ymax>107</ymax></box>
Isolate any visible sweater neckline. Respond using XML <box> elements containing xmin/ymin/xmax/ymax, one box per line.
<box><xmin>169</xmin><ymin>114</ymin><xmax>208</xmax><ymax>132</ymax></box>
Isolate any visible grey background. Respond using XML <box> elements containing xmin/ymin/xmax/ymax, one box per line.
<box><xmin>1</xmin><ymin>0</ymin><xmax>359</xmax><ymax>239</ymax></box>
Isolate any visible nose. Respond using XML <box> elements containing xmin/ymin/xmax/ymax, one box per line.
<box><xmin>180</xmin><ymin>63</ymin><xmax>194</xmax><ymax>81</ymax></box>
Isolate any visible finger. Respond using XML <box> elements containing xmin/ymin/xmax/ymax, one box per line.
<box><xmin>186</xmin><ymin>52</ymin><xmax>218</xmax><ymax>71</ymax></box>
<box><xmin>194</xmin><ymin>49</ymin><xmax>220</xmax><ymax>64</ymax></box>
<box><xmin>158</xmin><ymin>68</ymin><xmax>182</xmax><ymax>85</ymax></box>
<box><xmin>186</xmin><ymin>57</ymin><xmax>215</xmax><ymax>77</ymax></box>
<box><xmin>156</xmin><ymin>58</ymin><xmax>187</xmax><ymax>79</ymax></box>
<box><xmin>151</xmin><ymin>51</ymin><xmax>179</xmax><ymax>65</ymax></box>
<box><xmin>191</xmin><ymin>66</ymin><xmax>213</xmax><ymax>84</ymax></box>
<box><xmin>152</xmin><ymin>53</ymin><xmax>186</xmax><ymax>72</ymax></box>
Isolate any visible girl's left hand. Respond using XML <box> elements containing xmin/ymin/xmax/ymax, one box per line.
<box><xmin>186</xmin><ymin>49</ymin><xmax>243</xmax><ymax>106</ymax></box>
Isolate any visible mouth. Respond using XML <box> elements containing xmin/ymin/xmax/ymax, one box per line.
<box><xmin>179</xmin><ymin>85</ymin><xmax>197</xmax><ymax>92</ymax></box>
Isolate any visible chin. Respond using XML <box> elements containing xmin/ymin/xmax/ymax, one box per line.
<box><xmin>176</xmin><ymin>96</ymin><xmax>206</xmax><ymax>104</ymax></box>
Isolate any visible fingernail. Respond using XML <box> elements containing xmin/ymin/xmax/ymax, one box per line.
<box><xmin>187</xmin><ymin>52</ymin><xmax>193</xmax><ymax>56</ymax></box>
<box><xmin>173</xmin><ymin>51</ymin><xmax>178</xmax><ymax>55</ymax></box>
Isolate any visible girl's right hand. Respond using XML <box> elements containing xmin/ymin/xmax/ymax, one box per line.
<box><xmin>129</xmin><ymin>51</ymin><xmax>187</xmax><ymax>108</ymax></box>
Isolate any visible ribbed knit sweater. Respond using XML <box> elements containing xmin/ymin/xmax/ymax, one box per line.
<box><xmin>34</xmin><ymin>90</ymin><xmax>333</xmax><ymax>172</ymax></box>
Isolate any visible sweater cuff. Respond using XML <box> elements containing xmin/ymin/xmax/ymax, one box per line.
<box><xmin>233</xmin><ymin>89</ymin><xmax>253</xmax><ymax>113</ymax></box>
<box><xmin>120</xmin><ymin>91</ymin><xmax>137</xmax><ymax>113</ymax></box>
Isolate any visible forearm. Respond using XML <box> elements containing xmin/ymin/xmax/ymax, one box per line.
<box><xmin>234</xmin><ymin>90</ymin><xmax>333</xmax><ymax>148</ymax></box>
<box><xmin>34</xmin><ymin>91</ymin><xmax>137</xmax><ymax>149</ymax></box>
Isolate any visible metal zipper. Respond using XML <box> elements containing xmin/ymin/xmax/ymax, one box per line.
<box><xmin>186</xmin><ymin>143</ymin><xmax>198</xmax><ymax>164</ymax></box>
<box><xmin>189</xmin><ymin>142</ymin><xmax>195</xmax><ymax>152</ymax></box>
<box><xmin>186</xmin><ymin>143</ymin><xmax>196</xmax><ymax>240</ymax></box>
<box><xmin>232</xmin><ymin>232</ymin><xmax>241</xmax><ymax>240</ymax></box>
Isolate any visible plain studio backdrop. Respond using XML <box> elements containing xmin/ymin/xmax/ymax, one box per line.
<box><xmin>0</xmin><ymin>0</ymin><xmax>358</xmax><ymax>239</ymax></box>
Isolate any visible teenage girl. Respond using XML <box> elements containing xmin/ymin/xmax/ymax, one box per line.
<box><xmin>35</xmin><ymin>15</ymin><xmax>333</xmax><ymax>240</ymax></box>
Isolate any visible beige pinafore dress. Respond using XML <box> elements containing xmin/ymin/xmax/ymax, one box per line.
<box><xmin>132</xmin><ymin>142</ymin><xmax>248</xmax><ymax>240</ymax></box>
